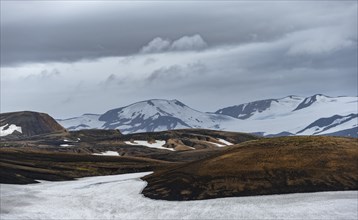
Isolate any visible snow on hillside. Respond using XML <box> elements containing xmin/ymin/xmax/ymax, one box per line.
<box><xmin>0</xmin><ymin>124</ymin><xmax>22</xmax><ymax>136</ymax></box>
<box><xmin>98</xmin><ymin>99</ymin><xmax>233</xmax><ymax>133</ymax></box>
<box><xmin>125</xmin><ymin>140</ymin><xmax>174</xmax><ymax>151</ymax></box>
<box><xmin>1</xmin><ymin>172</ymin><xmax>357</xmax><ymax>219</ymax></box>
<box><xmin>222</xmin><ymin>95</ymin><xmax>358</xmax><ymax>135</ymax></box>
<box><xmin>216</xmin><ymin>95</ymin><xmax>304</xmax><ymax>120</ymax></box>
<box><xmin>56</xmin><ymin>95</ymin><xmax>358</xmax><ymax>137</ymax></box>
<box><xmin>319</xmin><ymin>118</ymin><xmax>357</xmax><ymax>135</ymax></box>
<box><xmin>297</xmin><ymin>114</ymin><xmax>358</xmax><ymax>135</ymax></box>
<box><xmin>248</xmin><ymin>96</ymin><xmax>305</xmax><ymax>120</ymax></box>
<box><xmin>92</xmin><ymin>151</ymin><xmax>120</xmax><ymax>156</ymax></box>
<box><xmin>57</xmin><ymin>114</ymin><xmax>104</xmax><ymax>131</ymax></box>
<box><xmin>218</xmin><ymin>138</ymin><xmax>234</xmax><ymax>145</ymax></box>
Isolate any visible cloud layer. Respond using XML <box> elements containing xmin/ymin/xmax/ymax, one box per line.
<box><xmin>0</xmin><ymin>1</ymin><xmax>357</xmax><ymax>118</ymax></box>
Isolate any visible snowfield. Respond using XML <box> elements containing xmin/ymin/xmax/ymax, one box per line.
<box><xmin>222</xmin><ymin>96</ymin><xmax>358</xmax><ymax>135</ymax></box>
<box><xmin>1</xmin><ymin>172</ymin><xmax>357</xmax><ymax>220</ymax></box>
<box><xmin>57</xmin><ymin>114</ymin><xmax>104</xmax><ymax>131</ymax></box>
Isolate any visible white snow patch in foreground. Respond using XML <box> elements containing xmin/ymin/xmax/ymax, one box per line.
<box><xmin>1</xmin><ymin>172</ymin><xmax>357</xmax><ymax>220</ymax></box>
<box><xmin>125</xmin><ymin>140</ymin><xmax>174</xmax><ymax>151</ymax></box>
<box><xmin>92</xmin><ymin>151</ymin><xmax>120</xmax><ymax>156</ymax></box>
<box><xmin>0</xmin><ymin>124</ymin><xmax>22</xmax><ymax>136</ymax></box>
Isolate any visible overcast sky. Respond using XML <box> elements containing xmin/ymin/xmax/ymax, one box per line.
<box><xmin>1</xmin><ymin>1</ymin><xmax>357</xmax><ymax>118</ymax></box>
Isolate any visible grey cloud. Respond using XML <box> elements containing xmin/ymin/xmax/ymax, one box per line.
<box><xmin>0</xmin><ymin>1</ymin><xmax>357</xmax><ymax>118</ymax></box>
<box><xmin>146</xmin><ymin>61</ymin><xmax>206</xmax><ymax>83</ymax></box>
<box><xmin>143</xmin><ymin>58</ymin><xmax>157</xmax><ymax>65</ymax></box>
<box><xmin>141</xmin><ymin>34</ymin><xmax>207</xmax><ymax>54</ymax></box>
<box><xmin>100</xmin><ymin>74</ymin><xmax>124</xmax><ymax>88</ymax></box>
<box><xmin>170</xmin><ymin>35</ymin><xmax>207</xmax><ymax>51</ymax></box>
<box><xmin>104</xmin><ymin>74</ymin><xmax>118</xmax><ymax>85</ymax></box>
<box><xmin>141</xmin><ymin>37</ymin><xmax>171</xmax><ymax>53</ymax></box>
<box><xmin>147</xmin><ymin>65</ymin><xmax>183</xmax><ymax>82</ymax></box>
<box><xmin>285</xmin><ymin>26</ymin><xmax>356</xmax><ymax>56</ymax></box>
<box><xmin>3</xmin><ymin>1</ymin><xmax>356</xmax><ymax>66</ymax></box>
<box><xmin>25</xmin><ymin>68</ymin><xmax>61</xmax><ymax>80</ymax></box>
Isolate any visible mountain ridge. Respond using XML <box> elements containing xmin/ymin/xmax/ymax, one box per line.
<box><xmin>55</xmin><ymin>94</ymin><xmax>357</xmax><ymax>137</ymax></box>
<box><xmin>3</xmin><ymin>95</ymin><xmax>355</xmax><ymax>137</ymax></box>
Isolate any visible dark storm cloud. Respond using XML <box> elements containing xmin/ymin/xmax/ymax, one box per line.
<box><xmin>3</xmin><ymin>1</ymin><xmax>355</xmax><ymax>66</ymax></box>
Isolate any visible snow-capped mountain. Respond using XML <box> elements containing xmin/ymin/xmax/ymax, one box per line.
<box><xmin>216</xmin><ymin>95</ymin><xmax>304</xmax><ymax>120</ymax></box>
<box><xmin>219</xmin><ymin>94</ymin><xmax>357</xmax><ymax>136</ymax></box>
<box><xmin>57</xmin><ymin>95</ymin><xmax>358</xmax><ymax>137</ymax></box>
<box><xmin>58</xmin><ymin>99</ymin><xmax>233</xmax><ymax>134</ymax></box>
<box><xmin>57</xmin><ymin>114</ymin><xmax>103</xmax><ymax>131</ymax></box>
<box><xmin>297</xmin><ymin>114</ymin><xmax>357</xmax><ymax>135</ymax></box>
<box><xmin>98</xmin><ymin>99</ymin><xmax>233</xmax><ymax>133</ymax></box>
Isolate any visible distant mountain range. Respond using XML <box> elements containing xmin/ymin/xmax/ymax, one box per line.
<box><xmin>56</xmin><ymin>94</ymin><xmax>358</xmax><ymax>137</ymax></box>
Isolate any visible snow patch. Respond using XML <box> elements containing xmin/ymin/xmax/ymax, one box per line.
<box><xmin>125</xmin><ymin>140</ymin><xmax>174</xmax><ymax>151</ymax></box>
<box><xmin>92</xmin><ymin>151</ymin><xmax>120</xmax><ymax>156</ymax></box>
<box><xmin>218</xmin><ymin>138</ymin><xmax>234</xmax><ymax>145</ymax></box>
<box><xmin>60</xmin><ymin>144</ymin><xmax>74</xmax><ymax>147</ymax></box>
<box><xmin>206</xmin><ymin>141</ymin><xmax>226</xmax><ymax>147</ymax></box>
<box><xmin>63</xmin><ymin>139</ymin><xmax>79</xmax><ymax>143</ymax></box>
<box><xmin>0</xmin><ymin>124</ymin><xmax>22</xmax><ymax>136</ymax></box>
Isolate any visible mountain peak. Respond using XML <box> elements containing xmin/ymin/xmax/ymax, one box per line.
<box><xmin>95</xmin><ymin>98</ymin><xmax>227</xmax><ymax>133</ymax></box>
<box><xmin>293</xmin><ymin>94</ymin><xmax>330</xmax><ymax>111</ymax></box>
<box><xmin>130</xmin><ymin>99</ymin><xmax>186</xmax><ymax>107</ymax></box>
<box><xmin>215</xmin><ymin>99</ymin><xmax>277</xmax><ymax>119</ymax></box>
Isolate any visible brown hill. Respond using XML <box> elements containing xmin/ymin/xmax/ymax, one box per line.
<box><xmin>142</xmin><ymin>136</ymin><xmax>358</xmax><ymax>200</ymax></box>
<box><xmin>0</xmin><ymin>128</ymin><xmax>259</xmax><ymax>184</ymax></box>
<box><xmin>0</xmin><ymin>147</ymin><xmax>173</xmax><ymax>184</ymax></box>
<box><xmin>0</xmin><ymin>128</ymin><xmax>258</xmax><ymax>160</ymax></box>
<box><xmin>0</xmin><ymin>111</ymin><xmax>66</xmax><ymax>137</ymax></box>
